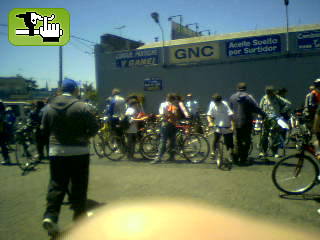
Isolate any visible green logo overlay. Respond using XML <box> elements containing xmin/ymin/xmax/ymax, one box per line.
<box><xmin>9</xmin><ymin>8</ymin><xmax>70</xmax><ymax>46</ymax></box>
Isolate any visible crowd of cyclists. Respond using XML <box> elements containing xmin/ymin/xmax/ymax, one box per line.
<box><xmin>1</xmin><ymin>78</ymin><xmax>320</xmax><ymax>166</ymax></box>
<box><xmin>93</xmin><ymin>78</ymin><xmax>320</xmax><ymax>166</ymax></box>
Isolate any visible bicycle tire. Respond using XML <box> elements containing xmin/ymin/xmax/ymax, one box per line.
<box><xmin>216</xmin><ymin>140</ymin><xmax>224</xmax><ymax>169</ymax></box>
<box><xmin>105</xmin><ymin>135</ymin><xmax>126</xmax><ymax>161</ymax></box>
<box><xmin>92</xmin><ymin>132</ymin><xmax>108</xmax><ymax>158</ymax></box>
<box><xmin>140</xmin><ymin>133</ymin><xmax>160</xmax><ymax>160</ymax></box>
<box><xmin>271</xmin><ymin>154</ymin><xmax>319</xmax><ymax>195</ymax></box>
<box><xmin>182</xmin><ymin>134</ymin><xmax>209</xmax><ymax>163</ymax></box>
<box><xmin>15</xmin><ymin>142</ymin><xmax>37</xmax><ymax>171</ymax></box>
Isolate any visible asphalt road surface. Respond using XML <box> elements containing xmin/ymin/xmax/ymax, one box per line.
<box><xmin>1</xmin><ymin>138</ymin><xmax>320</xmax><ymax>240</ymax></box>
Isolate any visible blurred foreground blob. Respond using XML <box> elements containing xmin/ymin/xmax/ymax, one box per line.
<box><xmin>68</xmin><ymin>199</ymin><xmax>318</xmax><ymax>240</ymax></box>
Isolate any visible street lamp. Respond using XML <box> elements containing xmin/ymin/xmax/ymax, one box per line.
<box><xmin>199</xmin><ymin>30</ymin><xmax>211</xmax><ymax>36</ymax></box>
<box><xmin>284</xmin><ymin>0</ymin><xmax>290</xmax><ymax>52</ymax></box>
<box><xmin>186</xmin><ymin>23</ymin><xmax>199</xmax><ymax>35</ymax></box>
<box><xmin>168</xmin><ymin>15</ymin><xmax>183</xmax><ymax>25</ymax></box>
<box><xmin>151</xmin><ymin>12</ymin><xmax>165</xmax><ymax>66</ymax></box>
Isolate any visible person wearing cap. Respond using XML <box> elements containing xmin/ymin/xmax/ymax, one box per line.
<box><xmin>207</xmin><ymin>93</ymin><xmax>235</xmax><ymax>161</ymax></box>
<box><xmin>105</xmin><ymin>88</ymin><xmax>127</xmax><ymax>153</ymax></box>
<box><xmin>229</xmin><ymin>82</ymin><xmax>265</xmax><ymax>165</ymax></box>
<box><xmin>41</xmin><ymin>79</ymin><xmax>99</xmax><ymax>236</ymax></box>
<box><xmin>259</xmin><ymin>86</ymin><xmax>290</xmax><ymax>158</ymax></box>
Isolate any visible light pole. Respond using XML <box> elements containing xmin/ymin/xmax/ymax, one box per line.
<box><xmin>199</xmin><ymin>30</ymin><xmax>211</xmax><ymax>36</ymax></box>
<box><xmin>59</xmin><ymin>46</ymin><xmax>63</xmax><ymax>88</ymax></box>
<box><xmin>284</xmin><ymin>0</ymin><xmax>290</xmax><ymax>52</ymax></box>
<box><xmin>186</xmin><ymin>23</ymin><xmax>199</xmax><ymax>35</ymax></box>
<box><xmin>168</xmin><ymin>15</ymin><xmax>183</xmax><ymax>33</ymax></box>
<box><xmin>168</xmin><ymin>15</ymin><xmax>183</xmax><ymax>25</ymax></box>
<box><xmin>151</xmin><ymin>12</ymin><xmax>165</xmax><ymax>66</ymax></box>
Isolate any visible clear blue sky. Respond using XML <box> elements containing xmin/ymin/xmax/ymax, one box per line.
<box><xmin>1</xmin><ymin>0</ymin><xmax>320</xmax><ymax>89</ymax></box>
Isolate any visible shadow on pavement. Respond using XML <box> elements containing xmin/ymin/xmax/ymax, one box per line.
<box><xmin>280</xmin><ymin>194</ymin><xmax>320</xmax><ymax>202</ymax></box>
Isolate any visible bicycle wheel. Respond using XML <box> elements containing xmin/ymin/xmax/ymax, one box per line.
<box><xmin>183</xmin><ymin>134</ymin><xmax>209</xmax><ymax>163</ymax></box>
<box><xmin>105</xmin><ymin>135</ymin><xmax>126</xmax><ymax>161</ymax></box>
<box><xmin>140</xmin><ymin>133</ymin><xmax>160</xmax><ymax>160</ymax></box>
<box><xmin>272</xmin><ymin>154</ymin><xmax>319</xmax><ymax>195</ymax></box>
<box><xmin>216</xmin><ymin>140</ymin><xmax>224</xmax><ymax>169</ymax></box>
<box><xmin>15</xmin><ymin>141</ymin><xmax>37</xmax><ymax>171</ymax></box>
<box><xmin>92</xmin><ymin>132</ymin><xmax>108</xmax><ymax>158</ymax></box>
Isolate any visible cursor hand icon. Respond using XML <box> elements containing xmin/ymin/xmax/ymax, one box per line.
<box><xmin>39</xmin><ymin>14</ymin><xmax>63</xmax><ymax>42</ymax></box>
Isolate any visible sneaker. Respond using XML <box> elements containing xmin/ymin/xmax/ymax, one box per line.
<box><xmin>42</xmin><ymin>218</ymin><xmax>59</xmax><ymax>236</ymax></box>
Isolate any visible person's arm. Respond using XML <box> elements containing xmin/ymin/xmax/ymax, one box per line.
<box><xmin>206</xmin><ymin>102</ymin><xmax>215</xmax><ymax>127</ymax></box>
<box><xmin>313</xmin><ymin>107</ymin><xmax>320</xmax><ymax>133</ymax></box>
<box><xmin>40</xmin><ymin>108</ymin><xmax>50</xmax><ymax>142</ymax></box>
<box><xmin>248</xmin><ymin>95</ymin><xmax>266</xmax><ymax>118</ymax></box>
<box><xmin>179</xmin><ymin>101</ymin><xmax>190</xmax><ymax>118</ymax></box>
<box><xmin>84</xmin><ymin>104</ymin><xmax>100</xmax><ymax>138</ymax></box>
<box><xmin>225</xmin><ymin>101</ymin><xmax>235</xmax><ymax>131</ymax></box>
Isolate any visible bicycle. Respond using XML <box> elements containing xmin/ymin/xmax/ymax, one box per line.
<box><xmin>92</xmin><ymin>116</ymin><xmax>127</xmax><ymax>161</ymax></box>
<box><xmin>14</xmin><ymin>121</ymin><xmax>39</xmax><ymax>172</ymax></box>
<box><xmin>258</xmin><ymin>114</ymin><xmax>289</xmax><ymax>158</ymax></box>
<box><xmin>271</xmin><ymin>127</ymin><xmax>319</xmax><ymax>195</ymax></box>
<box><xmin>209</xmin><ymin>126</ymin><xmax>233</xmax><ymax>170</ymax></box>
<box><xmin>140</xmin><ymin>120</ymin><xmax>209</xmax><ymax>163</ymax></box>
<box><xmin>93</xmin><ymin>114</ymin><xmax>159</xmax><ymax>161</ymax></box>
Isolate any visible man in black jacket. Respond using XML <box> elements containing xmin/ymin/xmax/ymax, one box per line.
<box><xmin>229</xmin><ymin>82</ymin><xmax>265</xmax><ymax>165</ymax></box>
<box><xmin>41</xmin><ymin>79</ymin><xmax>99</xmax><ymax>236</ymax></box>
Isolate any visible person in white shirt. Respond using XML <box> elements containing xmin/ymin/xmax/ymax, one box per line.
<box><xmin>125</xmin><ymin>99</ymin><xmax>146</xmax><ymax>160</ymax></box>
<box><xmin>207</xmin><ymin>93</ymin><xmax>235</xmax><ymax>159</ymax></box>
<box><xmin>185</xmin><ymin>93</ymin><xmax>202</xmax><ymax>133</ymax></box>
<box><xmin>185</xmin><ymin>93</ymin><xmax>199</xmax><ymax>116</ymax></box>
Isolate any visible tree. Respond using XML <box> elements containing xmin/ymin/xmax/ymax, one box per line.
<box><xmin>25</xmin><ymin>78</ymin><xmax>38</xmax><ymax>92</ymax></box>
<box><xmin>82</xmin><ymin>82</ymin><xmax>98</xmax><ymax>103</ymax></box>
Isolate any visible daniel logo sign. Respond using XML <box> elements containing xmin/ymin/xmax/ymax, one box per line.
<box><xmin>8</xmin><ymin>8</ymin><xmax>70</xmax><ymax>46</ymax></box>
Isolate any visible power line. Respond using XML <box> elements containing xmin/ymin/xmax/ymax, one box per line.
<box><xmin>71</xmin><ymin>34</ymin><xmax>97</xmax><ymax>45</ymax></box>
<box><xmin>72</xmin><ymin>37</ymin><xmax>94</xmax><ymax>51</ymax></box>
<box><xmin>69</xmin><ymin>40</ymin><xmax>94</xmax><ymax>55</ymax></box>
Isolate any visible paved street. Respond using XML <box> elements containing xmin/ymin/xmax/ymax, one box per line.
<box><xmin>1</xmin><ymin>141</ymin><xmax>320</xmax><ymax>239</ymax></box>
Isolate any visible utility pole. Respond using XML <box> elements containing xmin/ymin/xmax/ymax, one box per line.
<box><xmin>59</xmin><ymin>46</ymin><xmax>63</xmax><ymax>88</ymax></box>
<box><xmin>284</xmin><ymin>0</ymin><xmax>290</xmax><ymax>52</ymax></box>
<box><xmin>151</xmin><ymin>12</ymin><xmax>165</xmax><ymax>66</ymax></box>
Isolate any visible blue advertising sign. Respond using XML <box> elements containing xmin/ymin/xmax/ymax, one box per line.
<box><xmin>226</xmin><ymin>35</ymin><xmax>281</xmax><ymax>57</ymax></box>
<box><xmin>144</xmin><ymin>78</ymin><xmax>162</xmax><ymax>91</ymax></box>
<box><xmin>297</xmin><ymin>30</ymin><xmax>320</xmax><ymax>50</ymax></box>
<box><xmin>115</xmin><ymin>48</ymin><xmax>159</xmax><ymax>68</ymax></box>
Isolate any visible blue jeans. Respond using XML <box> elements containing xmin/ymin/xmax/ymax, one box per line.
<box><xmin>157</xmin><ymin>123</ymin><xmax>177</xmax><ymax>159</ymax></box>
